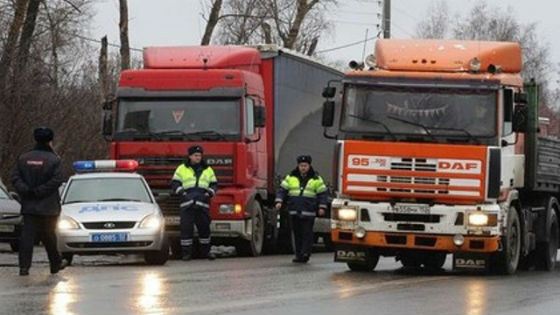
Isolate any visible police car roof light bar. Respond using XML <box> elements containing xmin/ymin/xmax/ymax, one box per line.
<box><xmin>73</xmin><ymin>160</ymin><xmax>139</xmax><ymax>173</ymax></box>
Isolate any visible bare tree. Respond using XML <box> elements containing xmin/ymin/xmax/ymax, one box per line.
<box><xmin>0</xmin><ymin>0</ymin><xmax>29</xmax><ymax>87</ymax></box>
<box><xmin>17</xmin><ymin>0</ymin><xmax>42</xmax><ymax>71</ymax></box>
<box><xmin>119</xmin><ymin>0</ymin><xmax>130</xmax><ymax>70</ymax></box>
<box><xmin>415</xmin><ymin>0</ymin><xmax>449</xmax><ymax>39</ymax></box>
<box><xmin>201</xmin><ymin>0</ymin><xmax>223</xmax><ymax>45</ymax></box>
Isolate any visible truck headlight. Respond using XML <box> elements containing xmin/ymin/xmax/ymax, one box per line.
<box><xmin>58</xmin><ymin>216</ymin><xmax>80</xmax><ymax>230</ymax></box>
<box><xmin>468</xmin><ymin>213</ymin><xmax>497</xmax><ymax>226</ymax></box>
<box><xmin>139</xmin><ymin>214</ymin><xmax>162</xmax><ymax>229</ymax></box>
<box><xmin>219</xmin><ymin>204</ymin><xmax>242</xmax><ymax>214</ymax></box>
<box><xmin>337</xmin><ymin>208</ymin><xmax>357</xmax><ymax>221</ymax></box>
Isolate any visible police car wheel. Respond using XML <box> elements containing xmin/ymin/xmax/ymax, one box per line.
<box><xmin>144</xmin><ymin>248</ymin><xmax>169</xmax><ymax>266</ymax></box>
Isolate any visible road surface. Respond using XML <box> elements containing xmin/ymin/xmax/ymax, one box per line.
<box><xmin>1</xmin><ymin>244</ymin><xmax>559</xmax><ymax>315</ymax></box>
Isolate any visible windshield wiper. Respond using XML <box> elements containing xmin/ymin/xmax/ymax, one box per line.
<box><xmin>348</xmin><ymin>114</ymin><xmax>397</xmax><ymax>140</ymax></box>
<box><xmin>387</xmin><ymin>116</ymin><xmax>436</xmax><ymax>141</ymax></box>
<box><xmin>388</xmin><ymin>116</ymin><xmax>480</xmax><ymax>143</ymax></box>
<box><xmin>183</xmin><ymin>130</ymin><xmax>227</xmax><ymax>140</ymax></box>
<box><xmin>64</xmin><ymin>200</ymin><xmax>95</xmax><ymax>204</ymax></box>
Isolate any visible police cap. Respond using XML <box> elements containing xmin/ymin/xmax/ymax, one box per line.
<box><xmin>297</xmin><ymin>155</ymin><xmax>312</xmax><ymax>164</ymax></box>
<box><xmin>188</xmin><ymin>145</ymin><xmax>204</xmax><ymax>156</ymax></box>
<box><xmin>33</xmin><ymin>127</ymin><xmax>54</xmax><ymax>144</ymax></box>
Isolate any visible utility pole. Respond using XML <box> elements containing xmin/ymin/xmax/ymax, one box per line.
<box><xmin>383</xmin><ymin>0</ymin><xmax>391</xmax><ymax>39</ymax></box>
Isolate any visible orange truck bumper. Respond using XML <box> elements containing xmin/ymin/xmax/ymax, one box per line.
<box><xmin>332</xmin><ymin>229</ymin><xmax>500</xmax><ymax>253</ymax></box>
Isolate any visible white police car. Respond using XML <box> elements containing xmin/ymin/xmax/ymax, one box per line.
<box><xmin>57</xmin><ymin>160</ymin><xmax>168</xmax><ymax>265</ymax></box>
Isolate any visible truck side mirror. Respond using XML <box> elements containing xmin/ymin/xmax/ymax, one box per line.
<box><xmin>254</xmin><ymin>106</ymin><xmax>266</xmax><ymax>128</ymax></box>
<box><xmin>513</xmin><ymin>104</ymin><xmax>529</xmax><ymax>133</ymax></box>
<box><xmin>102</xmin><ymin>109</ymin><xmax>113</xmax><ymax>137</ymax></box>
<box><xmin>515</xmin><ymin>92</ymin><xmax>528</xmax><ymax>104</ymax></box>
<box><xmin>322</xmin><ymin>101</ymin><xmax>335</xmax><ymax>127</ymax></box>
<box><xmin>322</xmin><ymin>86</ymin><xmax>336</xmax><ymax>98</ymax></box>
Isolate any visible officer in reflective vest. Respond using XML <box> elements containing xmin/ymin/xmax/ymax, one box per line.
<box><xmin>275</xmin><ymin>155</ymin><xmax>328</xmax><ymax>263</ymax></box>
<box><xmin>171</xmin><ymin>145</ymin><xmax>218</xmax><ymax>261</ymax></box>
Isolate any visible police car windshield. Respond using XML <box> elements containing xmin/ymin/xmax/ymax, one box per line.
<box><xmin>63</xmin><ymin>178</ymin><xmax>152</xmax><ymax>204</ymax></box>
<box><xmin>115</xmin><ymin>98</ymin><xmax>241</xmax><ymax>141</ymax></box>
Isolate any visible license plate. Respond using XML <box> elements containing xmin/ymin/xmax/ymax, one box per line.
<box><xmin>393</xmin><ymin>204</ymin><xmax>430</xmax><ymax>215</ymax></box>
<box><xmin>0</xmin><ymin>225</ymin><xmax>15</xmax><ymax>233</ymax></box>
<box><xmin>90</xmin><ymin>233</ymin><xmax>128</xmax><ymax>243</ymax></box>
<box><xmin>453</xmin><ymin>253</ymin><xmax>488</xmax><ymax>270</ymax></box>
<box><xmin>335</xmin><ymin>249</ymin><xmax>368</xmax><ymax>262</ymax></box>
<box><xmin>165</xmin><ymin>216</ymin><xmax>181</xmax><ymax>226</ymax></box>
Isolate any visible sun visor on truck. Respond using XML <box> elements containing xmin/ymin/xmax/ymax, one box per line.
<box><xmin>375</xmin><ymin>39</ymin><xmax>522</xmax><ymax>73</ymax></box>
<box><xmin>143</xmin><ymin>46</ymin><xmax>262</xmax><ymax>71</ymax></box>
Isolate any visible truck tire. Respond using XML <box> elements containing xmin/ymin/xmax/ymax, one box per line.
<box><xmin>62</xmin><ymin>253</ymin><xmax>74</xmax><ymax>266</ymax></box>
<box><xmin>235</xmin><ymin>200</ymin><xmax>264</xmax><ymax>257</ymax></box>
<box><xmin>399</xmin><ymin>253</ymin><xmax>421</xmax><ymax>268</ymax></box>
<box><xmin>347</xmin><ymin>251</ymin><xmax>380</xmax><ymax>272</ymax></box>
<box><xmin>422</xmin><ymin>253</ymin><xmax>447</xmax><ymax>271</ymax></box>
<box><xmin>169</xmin><ymin>238</ymin><xmax>182</xmax><ymax>259</ymax></box>
<box><xmin>263</xmin><ymin>208</ymin><xmax>279</xmax><ymax>255</ymax></box>
<box><xmin>491</xmin><ymin>207</ymin><xmax>521</xmax><ymax>275</ymax></box>
<box><xmin>536</xmin><ymin>210</ymin><xmax>559</xmax><ymax>271</ymax></box>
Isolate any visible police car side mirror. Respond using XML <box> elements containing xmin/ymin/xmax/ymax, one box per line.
<box><xmin>9</xmin><ymin>192</ymin><xmax>20</xmax><ymax>203</ymax></box>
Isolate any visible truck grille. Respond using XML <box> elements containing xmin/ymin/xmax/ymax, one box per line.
<box><xmin>345</xmin><ymin>154</ymin><xmax>484</xmax><ymax>201</ymax></box>
<box><xmin>157</xmin><ymin>194</ymin><xmax>182</xmax><ymax>216</ymax></box>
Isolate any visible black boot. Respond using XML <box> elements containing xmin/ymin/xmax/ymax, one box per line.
<box><xmin>19</xmin><ymin>268</ymin><xmax>29</xmax><ymax>276</ymax></box>
<box><xmin>181</xmin><ymin>247</ymin><xmax>192</xmax><ymax>261</ymax></box>
<box><xmin>51</xmin><ymin>260</ymin><xmax>69</xmax><ymax>274</ymax></box>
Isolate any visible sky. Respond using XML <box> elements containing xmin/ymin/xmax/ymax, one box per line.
<box><xmin>90</xmin><ymin>0</ymin><xmax>560</xmax><ymax>68</ymax></box>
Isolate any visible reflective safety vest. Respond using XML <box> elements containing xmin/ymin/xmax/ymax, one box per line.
<box><xmin>276</xmin><ymin>171</ymin><xmax>328</xmax><ymax>217</ymax></box>
<box><xmin>172</xmin><ymin>164</ymin><xmax>217</xmax><ymax>193</ymax></box>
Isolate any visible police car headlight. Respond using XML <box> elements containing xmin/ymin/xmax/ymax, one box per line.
<box><xmin>219</xmin><ymin>204</ymin><xmax>242</xmax><ymax>214</ymax></box>
<box><xmin>58</xmin><ymin>216</ymin><xmax>80</xmax><ymax>230</ymax></box>
<box><xmin>139</xmin><ymin>214</ymin><xmax>162</xmax><ymax>229</ymax></box>
<box><xmin>337</xmin><ymin>208</ymin><xmax>357</xmax><ymax>221</ymax></box>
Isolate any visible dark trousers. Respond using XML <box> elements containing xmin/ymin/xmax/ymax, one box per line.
<box><xmin>19</xmin><ymin>214</ymin><xmax>61</xmax><ymax>270</ymax></box>
<box><xmin>180</xmin><ymin>205</ymin><xmax>211</xmax><ymax>256</ymax></box>
<box><xmin>291</xmin><ymin>215</ymin><xmax>315</xmax><ymax>258</ymax></box>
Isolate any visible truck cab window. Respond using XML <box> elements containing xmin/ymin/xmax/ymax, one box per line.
<box><xmin>245</xmin><ymin>98</ymin><xmax>255</xmax><ymax>136</ymax></box>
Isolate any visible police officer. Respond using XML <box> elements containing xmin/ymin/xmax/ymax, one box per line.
<box><xmin>171</xmin><ymin>145</ymin><xmax>218</xmax><ymax>261</ymax></box>
<box><xmin>275</xmin><ymin>155</ymin><xmax>328</xmax><ymax>263</ymax></box>
<box><xmin>11</xmin><ymin>127</ymin><xmax>66</xmax><ymax>276</ymax></box>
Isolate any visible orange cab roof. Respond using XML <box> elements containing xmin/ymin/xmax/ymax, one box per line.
<box><xmin>374</xmin><ymin>39</ymin><xmax>522</xmax><ymax>74</ymax></box>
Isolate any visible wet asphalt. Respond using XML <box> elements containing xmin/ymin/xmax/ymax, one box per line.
<box><xmin>1</xmin><ymin>244</ymin><xmax>560</xmax><ymax>315</ymax></box>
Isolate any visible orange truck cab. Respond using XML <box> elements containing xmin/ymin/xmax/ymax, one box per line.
<box><xmin>321</xmin><ymin>39</ymin><xmax>560</xmax><ymax>274</ymax></box>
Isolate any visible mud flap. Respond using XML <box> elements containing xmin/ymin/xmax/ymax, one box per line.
<box><xmin>453</xmin><ymin>253</ymin><xmax>490</xmax><ymax>271</ymax></box>
<box><xmin>334</xmin><ymin>245</ymin><xmax>369</xmax><ymax>263</ymax></box>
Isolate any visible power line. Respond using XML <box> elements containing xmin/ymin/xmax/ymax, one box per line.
<box><xmin>316</xmin><ymin>33</ymin><xmax>380</xmax><ymax>54</ymax></box>
<box><xmin>72</xmin><ymin>34</ymin><xmax>143</xmax><ymax>53</ymax></box>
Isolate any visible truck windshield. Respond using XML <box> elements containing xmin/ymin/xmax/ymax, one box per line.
<box><xmin>341</xmin><ymin>85</ymin><xmax>497</xmax><ymax>140</ymax></box>
<box><xmin>63</xmin><ymin>178</ymin><xmax>152</xmax><ymax>204</ymax></box>
<box><xmin>115</xmin><ymin>98</ymin><xmax>241</xmax><ymax>140</ymax></box>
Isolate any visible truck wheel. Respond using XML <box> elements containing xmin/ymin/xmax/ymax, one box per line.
<box><xmin>169</xmin><ymin>238</ymin><xmax>182</xmax><ymax>260</ymax></box>
<box><xmin>536</xmin><ymin>210</ymin><xmax>559</xmax><ymax>271</ymax></box>
<box><xmin>263</xmin><ymin>208</ymin><xmax>279</xmax><ymax>255</ymax></box>
<box><xmin>347</xmin><ymin>251</ymin><xmax>380</xmax><ymax>272</ymax></box>
<box><xmin>62</xmin><ymin>253</ymin><xmax>74</xmax><ymax>266</ymax></box>
<box><xmin>235</xmin><ymin>200</ymin><xmax>264</xmax><ymax>257</ymax></box>
<box><xmin>9</xmin><ymin>240</ymin><xmax>19</xmax><ymax>252</ymax></box>
<box><xmin>492</xmin><ymin>207</ymin><xmax>521</xmax><ymax>275</ymax></box>
<box><xmin>399</xmin><ymin>253</ymin><xmax>421</xmax><ymax>268</ymax></box>
<box><xmin>422</xmin><ymin>253</ymin><xmax>447</xmax><ymax>271</ymax></box>
<box><xmin>323</xmin><ymin>235</ymin><xmax>335</xmax><ymax>252</ymax></box>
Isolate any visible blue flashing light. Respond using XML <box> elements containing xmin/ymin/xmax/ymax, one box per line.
<box><xmin>73</xmin><ymin>161</ymin><xmax>95</xmax><ymax>172</ymax></box>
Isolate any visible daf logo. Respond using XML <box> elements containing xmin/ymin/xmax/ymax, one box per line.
<box><xmin>206</xmin><ymin>158</ymin><xmax>233</xmax><ymax>166</ymax></box>
<box><xmin>104</xmin><ymin>222</ymin><xmax>116</xmax><ymax>229</ymax></box>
